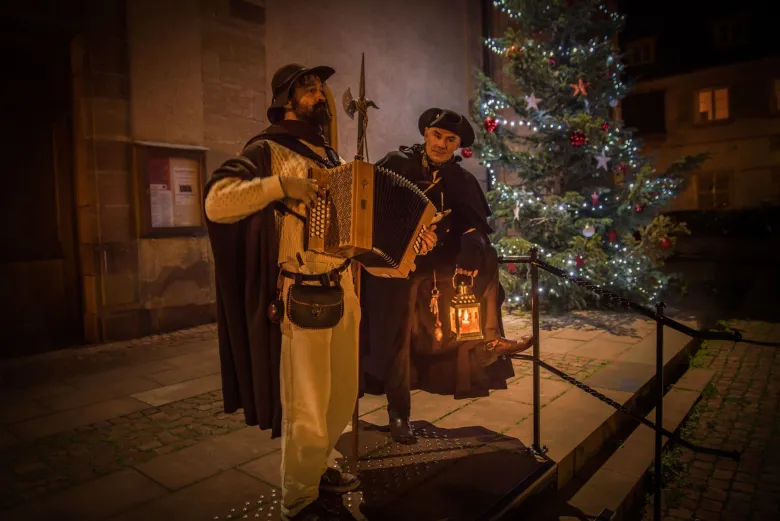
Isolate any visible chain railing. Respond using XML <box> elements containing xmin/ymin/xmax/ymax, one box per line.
<box><xmin>496</xmin><ymin>248</ymin><xmax>761</xmax><ymax>521</ymax></box>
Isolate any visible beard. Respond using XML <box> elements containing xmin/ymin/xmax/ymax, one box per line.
<box><xmin>292</xmin><ymin>98</ymin><xmax>332</xmax><ymax>129</ymax></box>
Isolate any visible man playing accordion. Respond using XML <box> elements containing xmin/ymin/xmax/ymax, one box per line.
<box><xmin>360</xmin><ymin>108</ymin><xmax>533</xmax><ymax>445</ymax></box>
<box><xmin>204</xmin><ymin>63</ymin><xmax>436</xmax><ymax>521</ymax></box>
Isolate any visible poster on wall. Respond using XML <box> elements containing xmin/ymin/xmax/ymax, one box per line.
<box><xmin>148</xmin><ymin>157</ymin><xmax>174</xmax><ymax>228</ymax></box>
<box><xmin>171</xmin><ymin>157</ymin><xmax>201</xmax><ymax>227</ymax></box>
<box><xmin>146</xmin><ymin>156</ymin><xmax>202</xmax><ymax>229</ymax></box>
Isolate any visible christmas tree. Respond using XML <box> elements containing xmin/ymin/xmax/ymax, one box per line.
<box><xmin>472</xmin><ymin>0</ymin><xmax>708</xmax><ymax>312</ymax></box>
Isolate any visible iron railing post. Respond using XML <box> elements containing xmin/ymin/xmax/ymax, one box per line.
<box><xmin>530</xmin><ymin>248</ymin><xmax>541</xmax><ymax>453</ymax></box>
<box><xmin>654</xmin><ymin>301</ymin><xmax>666</xmax><ymax>521</ymax></box>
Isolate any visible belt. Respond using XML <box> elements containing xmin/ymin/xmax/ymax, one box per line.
<box><xmin>280</xmin><ymin>259</ymin><xmax>351</xmax><ymax>285</ymax></box>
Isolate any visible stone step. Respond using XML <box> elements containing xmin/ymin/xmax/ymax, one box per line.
<box><xmin>526</xmin><ymin>367</ymin><xmax>715</xmax><ymax>521</ymax></box>
<box><xmin>484</xmin><ymin>325</ymin><xmax>701</xmax><ymax>519</ymax></box>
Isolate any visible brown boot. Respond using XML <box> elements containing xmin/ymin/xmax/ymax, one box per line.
<box><xmin>319</xmin><ymin>467</ymin><xmax>360</xmax><ymax>494</ymax></box>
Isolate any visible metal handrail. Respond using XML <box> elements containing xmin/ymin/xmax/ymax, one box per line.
<box><xmin>498</xmin><ymin>254</ymin><xmax>744</xmax><ymax>343</ymax></box>
<box><xmin>495</xmin><ymin>248</ymin><xmax>752</xmax><ymax>521</ymax></box>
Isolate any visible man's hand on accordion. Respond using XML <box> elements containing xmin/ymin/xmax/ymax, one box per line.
<box><xmin>414</xmin><ymin>225</ymin><xmax>438</xmax><ymax>256</ymax></box>
<box><xmin>279</xmin><ymin>176</ymin><xmax>325</xmax><ymax>207</ymax></box>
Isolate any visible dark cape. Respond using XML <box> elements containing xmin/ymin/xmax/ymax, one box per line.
<box><xmin>204</xmin><ymin>120</ymin><xmax>338</xmax><ymax>438</ymax></box>
<box><xmin>360</xmin><ymin>145</ymin><xmax>514</xmax><ymax>401</ymax></box>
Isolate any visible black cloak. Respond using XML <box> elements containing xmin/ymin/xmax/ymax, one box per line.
<box><xmin>360</xmin><ymin>145</ymin><xmax>514</xmax><ymax>400</ymax></box>
<box><xmin>204</xmin><ymin>120</ymin><xmax>339</xmax><ymax>438</ymax></box>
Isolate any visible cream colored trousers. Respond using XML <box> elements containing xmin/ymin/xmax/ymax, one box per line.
<box><xmin>279</xmin><ymin>256</ymin><xmax>360</xmax><ymax>517</ymax></box>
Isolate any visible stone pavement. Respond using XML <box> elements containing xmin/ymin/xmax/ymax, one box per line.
<box><xmin>0</xmin><ymin>311</ymin><xmax>697</xmax><ymax>520</ymax></box>
<box><xmin>638</xmin><ymin>320</ymin><xmax>780</xmax><ymax>521</ymax></box>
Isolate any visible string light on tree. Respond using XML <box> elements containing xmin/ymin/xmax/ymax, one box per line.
<box><xmin>473</xmin><ymin>0</ymin><xmax>708</xmax><ymax>310</ymax></box>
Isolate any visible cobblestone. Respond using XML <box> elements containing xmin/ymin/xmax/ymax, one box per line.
<box><xmin>0</xmin><ymin>389</ymin><xmax>246</xmax><ymax>509</ymax></box>
<box><xmin>640</xmin><ymin>321</ymin><xmax>780</xmax><ymax>521</ymax></box>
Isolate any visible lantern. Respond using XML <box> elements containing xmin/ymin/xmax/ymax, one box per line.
<box><xmin>449</xmin><ymin>275</ymin><xmax>484</xmax><ymax>341</ymax></box>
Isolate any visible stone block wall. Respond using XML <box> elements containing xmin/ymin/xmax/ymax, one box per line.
<box><xmin>72</xmin><ymin>0</ymin><xmax>268</xmax><ymax>342</ymax></box>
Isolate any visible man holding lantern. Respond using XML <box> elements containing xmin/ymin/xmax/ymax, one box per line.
<box><xmin>359</xmin><ymin>108</ymin><xmax>533</xmax><ymax>444</ymax></box>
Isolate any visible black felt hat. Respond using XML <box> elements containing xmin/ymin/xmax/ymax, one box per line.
<box><xmin>267</xmin><ymin>63</ymin><xmax>336</xmax><ymax>123</ymax></box>
<box><xmin>418</xmin><ymin>108</ymin><xmax>475</xmax><ymax>148</ymax></box>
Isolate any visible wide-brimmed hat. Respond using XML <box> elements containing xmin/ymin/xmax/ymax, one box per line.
<box><xmin>267</xmin><ymin>63</ymin><xmax>335</xmax><ymax>123</ymax></box>
<box><xmin>418</xmin><ymin>108</ymin><xmax>475</xmax><ymax>148</ymax></box>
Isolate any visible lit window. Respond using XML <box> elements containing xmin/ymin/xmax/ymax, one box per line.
<box><xmin>697</xmin><ymin>171</ymin><xmax>731</xmax><ymax>209</ymax></box>
<box><xmin>697</xmin><ymin>88</ymin><xmax>729</xmax><ymax>122</ymax></box>
<box><xmin>625</xmin><ymin>38</ymin><xmax>655</xmax><ymax>66</ymax></box>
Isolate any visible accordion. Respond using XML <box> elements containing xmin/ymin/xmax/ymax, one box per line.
<box><xmin>307</xmin><ymin>160</ymin><xmax>437</xmax><ymax>278</ymax></box>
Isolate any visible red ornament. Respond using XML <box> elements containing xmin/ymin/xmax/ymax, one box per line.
<box><xmin>483</xmin><ymin>117</ymin><xmax>498</xmax><ymax>133</ymax></box>
<box><xmin>607</xmin><ymin>229</ymin><xmax>617</xmax><ymax>243</ymax></box>
<box><xmin>575</xmin><ymin>255</ymin><xmax>585</xmax><ymax>267</ymax></box>
<box><xmin>570</xmin><ymin>131</ymin><xmax>587</xmax><ymax>147</ymax></box>
<box><xmin>548</xmin><ymin>57</ymin><xmax>556</xmax><ymax>65</ymax></box>
<box><xmin>635</xmin><ymin>204</ymin><xmax>644</xmax><ymax>212</ymax></box>
<box><xmin>659</xmin><ymin>238</ymin><xmax>672</xmax><ymax>249</ymax></box>
<box><xmin>461</xmin><ymin>147</ymin><xmax>473</xmax><ymax>158</ymax></box>
<box><xmin>601</xmin><ymin>122</ymin><xmax>610</xmax><ymax>131</ymax></box>
<box><xmin>591</xmin><ymin>192</ymin><xmax>599</xmax><ymax>205</ymax></box>
<box><xmin>617</xmin><ymin>163</ymin><xmax>626</xmax><ymax>173</ymax></box>
<box><xmin>507</xmin><ymin>263</ymin><xmax>518</xmax><ymax>274</ymax></box>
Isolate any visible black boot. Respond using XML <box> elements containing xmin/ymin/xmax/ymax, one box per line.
<box><xmin>388</xmin><ymin>413</ymin><xmax>416</xmax><ymax>445</ymax></box>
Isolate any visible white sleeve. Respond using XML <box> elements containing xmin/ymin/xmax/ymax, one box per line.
<box><xmin>204</xmin><ymin>176</ymin><xmax>285</xmax><ymax>224</ymax></box>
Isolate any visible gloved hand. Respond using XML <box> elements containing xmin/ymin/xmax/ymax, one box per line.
<box><xmin>456</xmin><ymin>231</ymin><xmax>486</xmax><ymax>275</ymax></box>
<box><xmin>279</xmin><ymin>176</ymin><xmax>323</xmax><ymax>206</ymax></box>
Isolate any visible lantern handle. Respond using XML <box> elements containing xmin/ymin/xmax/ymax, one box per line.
<box><xmin>452</xmin><ymin>272</ymin><xmax>475</xmax><ymax>289</ymax></box>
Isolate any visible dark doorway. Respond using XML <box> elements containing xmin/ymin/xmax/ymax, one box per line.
<box><xmin>0</xmin><ymin>20</ymin><xmax>83</xmax><ymax>357</ymax></box>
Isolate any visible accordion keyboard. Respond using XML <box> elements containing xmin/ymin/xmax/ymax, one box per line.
<box><xmin>310</xmin><ymin>195</ymin><xmax>329</xmax><ymax>239</ymax></box>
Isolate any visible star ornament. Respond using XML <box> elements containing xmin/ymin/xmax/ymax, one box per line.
<box><xmin>595</xmin><ymin>152</ymin><xmax>611</xmax><ymax>171</ymax></box>
<box><xmin>570</xmin><ymin>78</ymin><xmax>589</xmax><ymax>97</ymax></box>
<box><xmin>524</xmin><ymin>93</ymin><xmax>542</xmax><ymax>111</ymax></box>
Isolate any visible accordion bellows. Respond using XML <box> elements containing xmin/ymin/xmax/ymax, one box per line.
<box><xmin>308</xmin><ymin>160</ymin><xmax>436</xmax><ymax>278</ymax></box>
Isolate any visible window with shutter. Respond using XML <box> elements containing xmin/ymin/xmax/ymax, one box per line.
<box><xmin>696</xmin><ymin>88</ymin><xmax>729</xmax><ymax>123</ymax></box>
<box><xmin>697</xmin><ymin>171</ymin><xmax>732</xmax><ymax>209</ymax></box>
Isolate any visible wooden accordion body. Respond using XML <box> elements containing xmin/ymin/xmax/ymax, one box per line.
<box><xmin>307</xmin><ymin>160</ymin><xmax>436</xmax><ymax>278</ymax></box>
